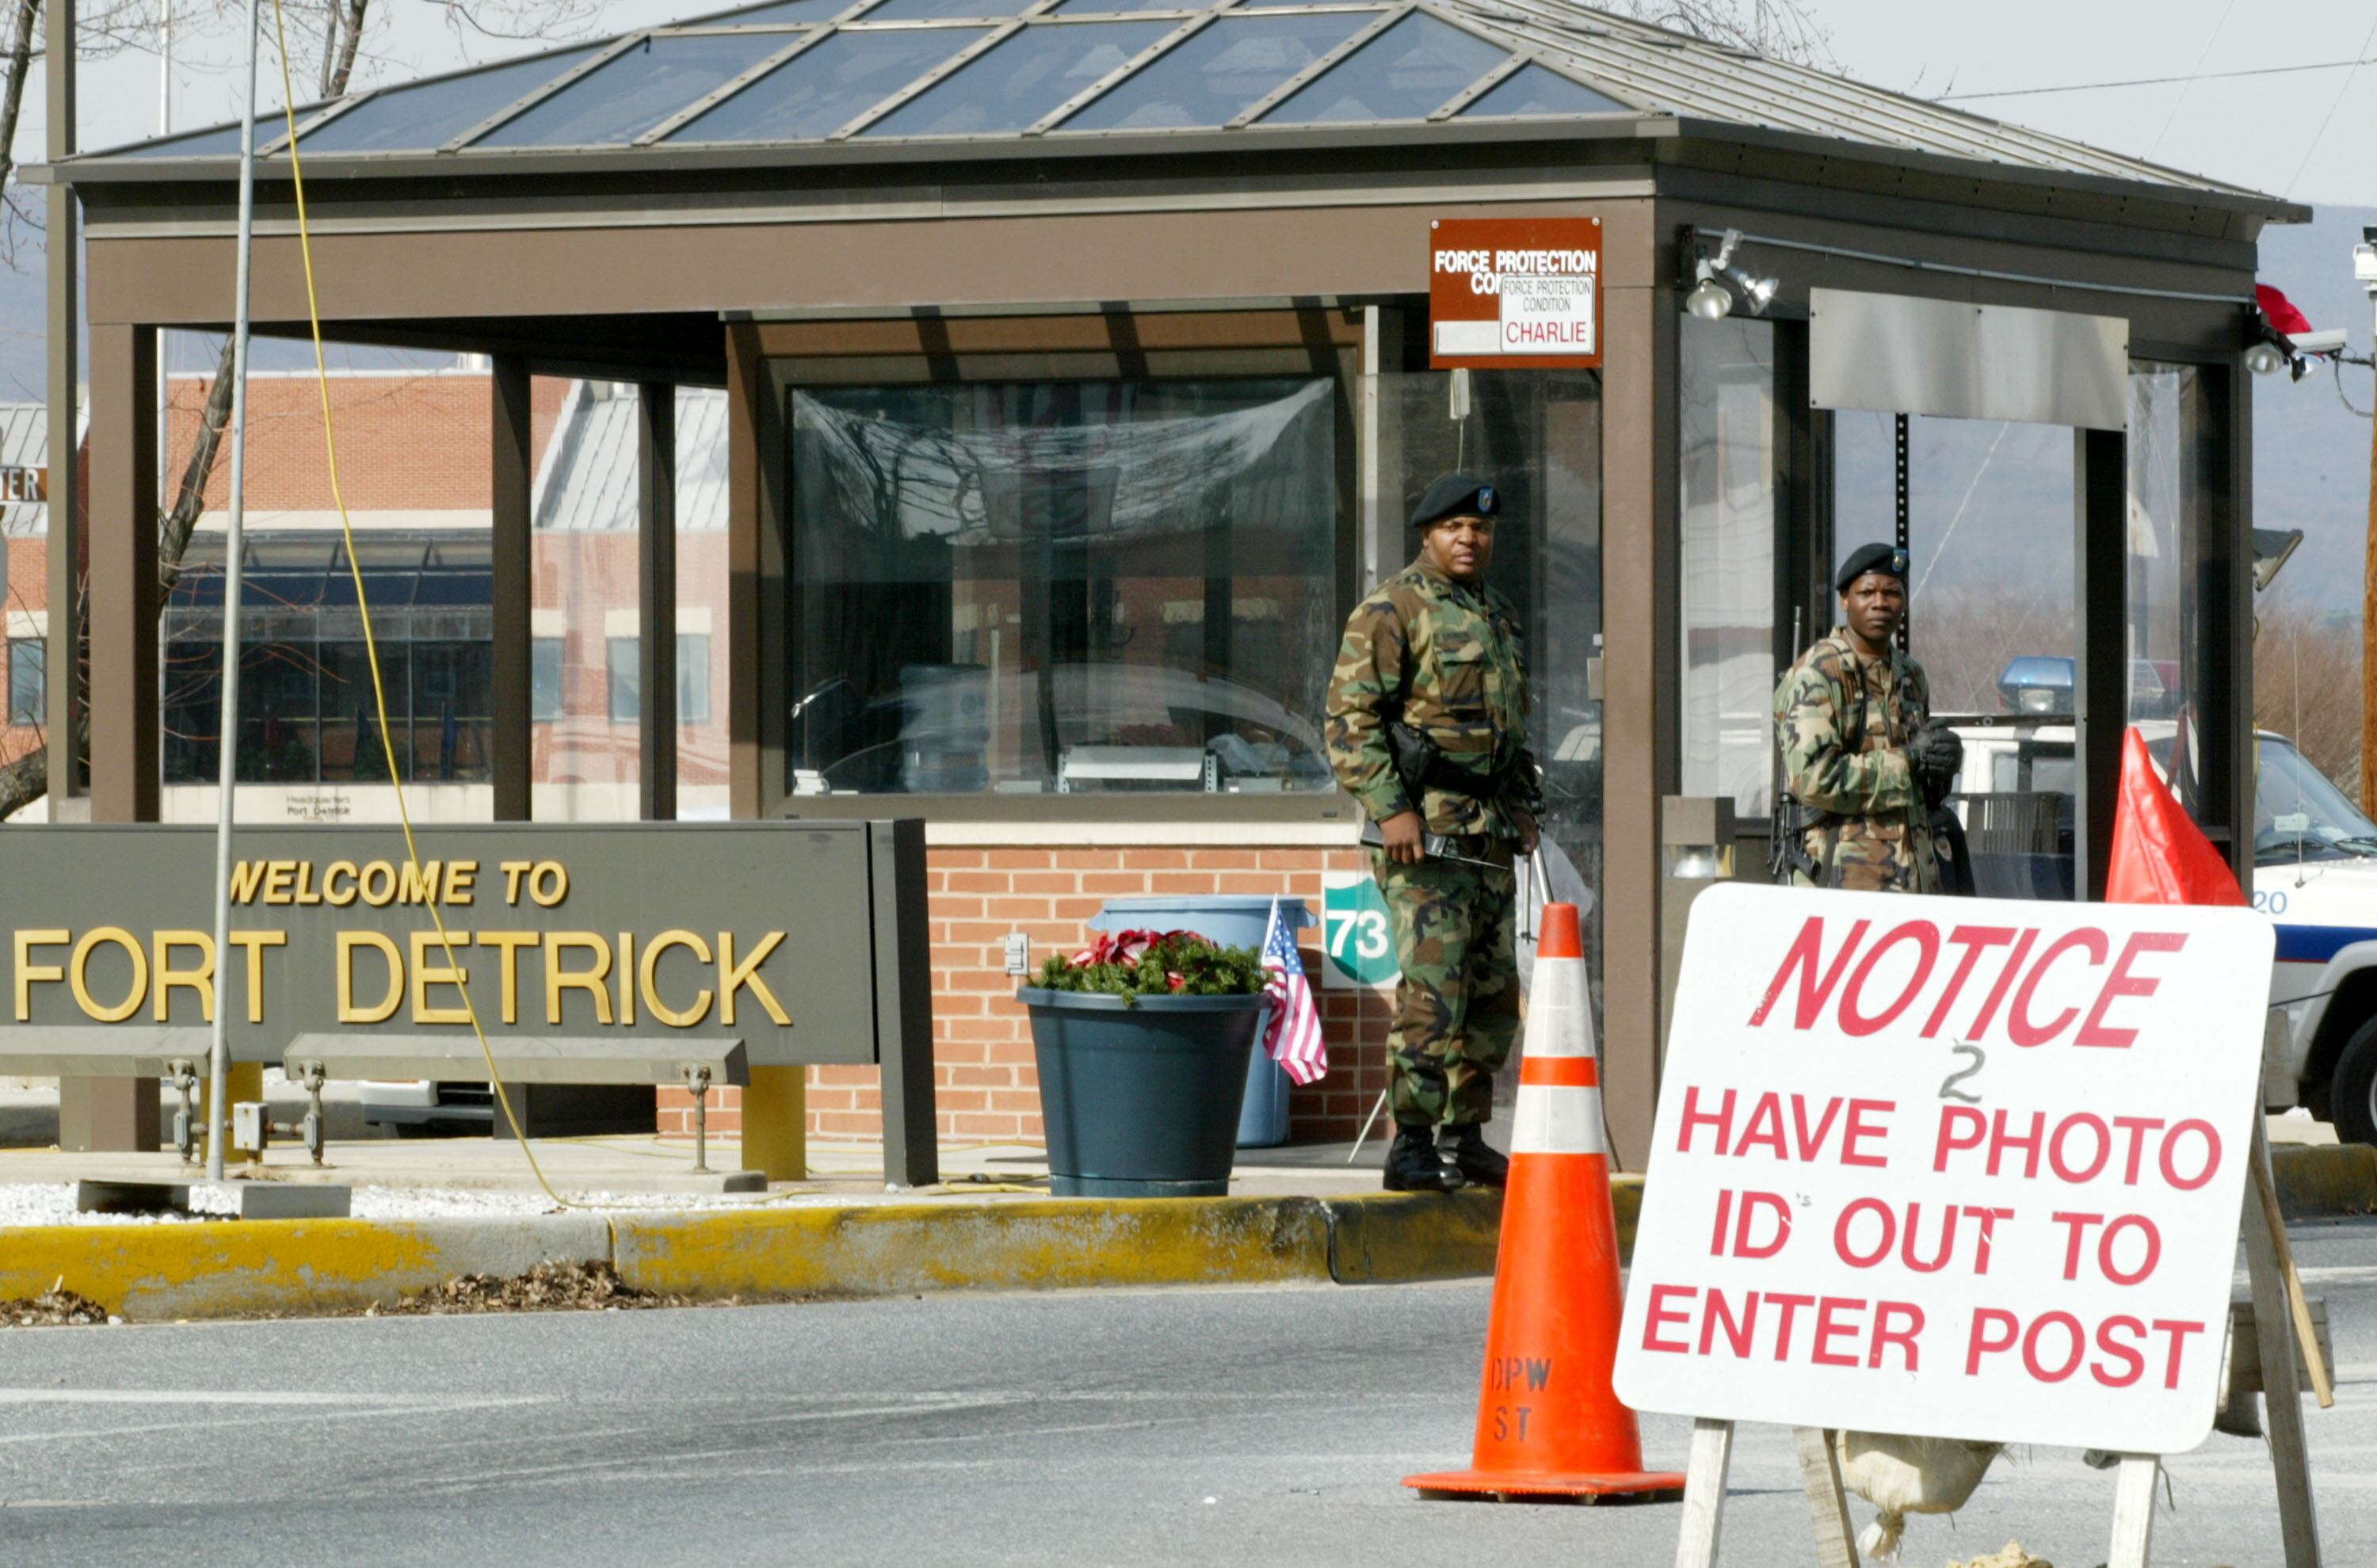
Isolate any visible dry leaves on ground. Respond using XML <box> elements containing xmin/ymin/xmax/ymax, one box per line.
<box><xmin>1943</xmin><ymin>1546</ymin><xmax>2049</xmax><ymax>1568</ymax></box>
<box><xmin>367</xmin><ymin>1259</ymin><xmax>698</xmax><ymax>1315</ymax></box>
<box><xmin>0</xmin><ymin>1289</ymin><xmax>113</xmax><ymax>1327</ymax></box>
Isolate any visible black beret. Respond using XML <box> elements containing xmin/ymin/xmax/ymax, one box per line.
<box><xmin>1836</xmin><ymin>543</ymin><xmax>1909</xmax><ymax>594</ymax></box>
<box><xmin>1409</xmin><ymin>472</ymin><xmax>1500</xmax><ymax>530</ymax></box>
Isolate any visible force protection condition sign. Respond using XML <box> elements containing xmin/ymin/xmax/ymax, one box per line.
<box><xmin>1427</xmin><ymin>216</ymin><xmax>1601</xmax><ymax>369</ymax></box>
<box><xmin>1614</xmin><ymin>883</ymin><xmax>2274</xmax><ymax>1455</ymax></box>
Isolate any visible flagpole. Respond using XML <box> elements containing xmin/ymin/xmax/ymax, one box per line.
<box><xmin>205</xmin><ymin>0</ymin><xmax>264</xmax><ymax>1182</ymax></box>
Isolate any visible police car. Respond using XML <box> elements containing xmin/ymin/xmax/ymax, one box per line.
<box><xmin>1946</xmin><ymin>657</ymin><xmax>2377</xmax><ymax>1143</ymax></box>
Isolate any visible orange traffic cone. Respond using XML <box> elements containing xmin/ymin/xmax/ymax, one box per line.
<box><xmin>1404</xmin><ymin>903</ymin><xmax>1686</xmax><ymax>1503</ymax></box>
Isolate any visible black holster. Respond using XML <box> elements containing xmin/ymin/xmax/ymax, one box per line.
<box><xmin>1386</xmin><ymin>718</ymin><xmax>1539</xmax><ymax>815</ymax></box>
<box><xmin>1769</xmin><ymin>795</ymin><xmax>1830</xmax><ymax>884</ymax></box>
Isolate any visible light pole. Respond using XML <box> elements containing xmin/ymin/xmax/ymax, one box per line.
<box><xmin>2358</xmin><ymin>228</ymin><xmax>2377</xmax><ymax>812</ymax></box>
<box><xmin>205</xmin><ymin>0</ymin><xmax>262</xmax><ymax>1181</ymax></box>
<box><xmin>155</xmin><ymin>0</ymin><xmax>170</xmax><ymax>508</ymax></box>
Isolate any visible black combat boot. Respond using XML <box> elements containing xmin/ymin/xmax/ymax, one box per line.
<box><xmin>1440</xmin><ymin>1124</ymin><xmax>1509</xmax><ymax>1187</ymax></box>
<box><xmin>1383</xmin><ymin>1124</ymin><xmax>1465</xmax><ymax>1192</ymax></box>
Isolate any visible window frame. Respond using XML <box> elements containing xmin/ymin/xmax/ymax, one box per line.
<box><xmin>6</xmin><ymin>638</ymin><xmax>40</xmax><ymax>727</ymax></box>
<box><xmin>532</xmin><ymin>635</ymin><xmax>565</xmax><ymax>722</ymax></box>
<box><xmin>606</xmin><ymin>634</ymin><xmax>639</xmax><ymax>724</ymax></box>
<box><xmin>767</xmin><ymin>340</ymin><xmax>1363</xmax><ymax>823</ymax></box>
<box><xmin>677</xmin><ymin>631</ymin><xmax>713</xmax><ymax>726</ymax></box>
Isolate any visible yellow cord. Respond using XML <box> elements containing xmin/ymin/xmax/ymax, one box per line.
<box><xmin>265</xmin><ymin>5</ymin><xmax>568</xmax><ymax>1207</ymax></box>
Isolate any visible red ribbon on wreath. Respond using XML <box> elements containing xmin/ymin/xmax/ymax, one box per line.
<box><xmin>1067</xmin><ymin>928</ymin><xmax>1199</xmax><ymax>988</ymax></box>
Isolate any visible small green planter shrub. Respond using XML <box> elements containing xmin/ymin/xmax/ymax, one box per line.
<box><xmin>1030</xmin><ymin>929</ymin><xmax>1265</xmax><ymax>1002</ymax></box>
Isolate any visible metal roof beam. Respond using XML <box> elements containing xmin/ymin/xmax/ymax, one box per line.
<box><xmin>1427</xmin><ymin>49</ymin><xmax>1523</xmax><ymax>120</ymax></box>
<box><xmin>1022</xmin><ymin>3</ymin><xmax>1222</xmax><ymax>135</ymax></box>
<box><xmin>441</xmin><ymin>35</ymin><xmax>650</xmax><ymax>154</ymax></box>
<box><xmin>636</xmin><ymin>30</ymin><xmax>837</xmax><ymax>147</ymax></box>
<box><xmin>825</xmin><ymin>12</ymin><xmax>1040</xmax><ymax>141</ymax></box>
<box><xmin>1226</xmin><ymin>2</ymin><xmax>1411</xmax><ymax>128</ymax></box>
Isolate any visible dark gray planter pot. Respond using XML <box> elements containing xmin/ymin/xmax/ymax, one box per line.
<box><xmin>1019</xmin><ymin>987</ymin><xmax>1265</xmax><ymax>1198</ymax></box>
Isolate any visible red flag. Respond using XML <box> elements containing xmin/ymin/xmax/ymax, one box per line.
<box><xmin>2256</xmin><ymin>283</ymin><xmax>2316</xmax><ymax>338</ymax></box>
<box><xmin>2104</xmin><ymin>727</ymin><xmax>2245</xmax><ymax>907</ymax></box>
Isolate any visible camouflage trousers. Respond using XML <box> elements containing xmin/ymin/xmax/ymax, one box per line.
<box><xmin>1788</xmin><ymin>817</ymin><xmax>1936</xmax><ymax>894</ymax></box>
<box><xmin>1372</xmin><ymin>849</ymin><xmax>1519</xmax><ymax>1127</ymax></box>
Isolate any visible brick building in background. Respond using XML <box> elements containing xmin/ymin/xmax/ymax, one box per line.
<box><xmin>0</xmin><ymin>368</ymin><xmax>1391</xmax><ymax>1150</ymax></box>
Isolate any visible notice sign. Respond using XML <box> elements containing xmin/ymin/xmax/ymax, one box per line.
<box><xmin>1428</xmin><ymin>217</ymin><xmax>1601</xmax><ymax>369</ymax></box>
<box><xmin>1615</xmin><ymin>884</ymin><xmax>2274</xmax><ymax>1455</ymax></box>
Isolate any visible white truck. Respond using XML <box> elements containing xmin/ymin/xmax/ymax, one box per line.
<box><xmin>1945</xmin><ymin>695</ymin><xmax>2377</xmax><ymax>1143</ymax></box>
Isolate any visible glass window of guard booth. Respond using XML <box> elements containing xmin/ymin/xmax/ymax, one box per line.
<box><xmin>786</xmin><ymin>377</ymin><xmax>1340</xmax><ymax>799</ymax></box>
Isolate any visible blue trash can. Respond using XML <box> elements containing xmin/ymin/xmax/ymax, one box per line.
<box><xmin>1087</xmin><ymin>895</ymin><xmax>1312</xmax><ymax>1148</ymax></box>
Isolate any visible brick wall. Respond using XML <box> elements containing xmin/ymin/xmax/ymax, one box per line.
<box><xmin>163</xmin><ymin>372</ymin><xmax>570</xmax><ymax>513</ymax></box>
<box><xmin>657</xmin><ymin>843</ymin><xmax>1397</xmax><ymax>1148</ymax></box>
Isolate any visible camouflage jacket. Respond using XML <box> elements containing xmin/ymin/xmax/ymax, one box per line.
<box><xmin>1326</xmin><ymin>555</ymin><xmax>1533</xmax><ymax>838</ymax></box>
<box><xmin>1772</xmin><ymin>630</ymin><xmax>1938</xmax><ymax>894</ymax></box>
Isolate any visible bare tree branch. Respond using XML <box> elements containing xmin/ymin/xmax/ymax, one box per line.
<box><xmin>1604</xmin><ymin>0</ymin><xmax>1832</xmax><ymax>67</ymax></box>
<box><xmin>325</xmin><ymin>0</ymin><xmax>366</xmax><ymax>96</ymax></box>
<box><xmin>0</xmin><ymin>0</ymin><xmax>39</xmax><ymax>200</ymax></box>
<box><xmin>155</xmin><ymin>339</ymin><xmax>238</xmax><ymax>596</ymax></box>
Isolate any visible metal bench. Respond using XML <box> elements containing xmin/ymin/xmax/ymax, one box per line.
<box><xmin>284</xmin><ymin>1034</ymin><xmax>750</xmax><ymax>1175</ymax></box>
<box><xmin>5</xmin><ymin>1027</ymin><xmax>225</xmax><ymax>1164</ymax></box>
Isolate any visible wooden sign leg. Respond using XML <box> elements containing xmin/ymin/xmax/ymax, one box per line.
<box><xmin>1795</xmin><ymin>1426</ymin><xmax>1861</xmax><ymax>1568</ymax></box>
<box><xmin>2243</xmin><ymin>1117</ymin><xmax>2323</xmax><ymax>1567</ymax></box>
<box><xmin>2106</xmin><ymin>1455</ymin><xmax>2159</xmax><ymax>1568</ymax></box>
<box><xmin>1673</xmin><ymin>1417</ymin><xmax>1734</xmax><ymax>1568</ymax></box>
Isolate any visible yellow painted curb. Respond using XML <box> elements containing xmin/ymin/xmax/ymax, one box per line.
<box><xmin>2271</xmin><ymin>1143</ymin><xmax>2377</xmax><ymax>1219</ymax></box>
<box><xmin>1326</xmin><ymin>1190</ymin><xmax>1502</xmax><ymax>1284</ymax></box>
<box><xmin>613</xmin><ymin>1196</ymin><xmax>1335</xmax><ymax>1299</ymax></box>
<box><xmin>0</xmin><ymin>1215</ymin><xmax>615</xmax><ymax>1321</ymax></box>
<box><xmin>0</xmin><ymin>1171</ymin><xmax>1663</xmax><ymax>1321</ymax></box>
<box><xmin>1321</xmin><ymin>1174</ymin><xmax>1638</xmax><ymax>1284</ymax></box>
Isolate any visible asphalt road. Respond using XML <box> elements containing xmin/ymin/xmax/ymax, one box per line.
<box><xmin>2</xmin><ymin>1223</ymin><xmax>2375</xmax><ymax>1566</ymax></box>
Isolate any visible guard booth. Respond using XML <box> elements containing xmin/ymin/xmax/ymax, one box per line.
<box><xmin>34</xmin><ymin>0</ymin><xmax>2301</xmax><ymax>1166</ymax></box>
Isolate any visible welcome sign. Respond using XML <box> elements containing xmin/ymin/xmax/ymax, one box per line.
<box><xmin>0</xmin><ymin>822</ymin><xmax>912</xmax><ymax>1068</ymax></box>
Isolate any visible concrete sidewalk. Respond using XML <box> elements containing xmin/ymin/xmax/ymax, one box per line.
<box><xmin>0</xmin><ymin>1126</ymin><xmax>1407</xmax><ymax>1200</ymax></box>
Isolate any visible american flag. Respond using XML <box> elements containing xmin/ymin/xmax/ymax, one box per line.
<box><xmin>1259</xmin><ymin>899</ymin><xmax>1327</xmax><ymax>1086</ymax></box>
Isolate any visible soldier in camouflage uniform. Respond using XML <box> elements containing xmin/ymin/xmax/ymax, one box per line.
<box><xmin>1772</xmin><ymin>543</ymin><xmax>1963</xmax><ymax>894</ymax></box>
<box><xmin>1326</xmin><ymin>473</ymin><xmax>1539</xmax><ymax>1194</ymax></box>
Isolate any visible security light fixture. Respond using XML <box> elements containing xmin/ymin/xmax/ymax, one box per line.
<box><xmin>2245</xmin><ymin>319</ymin><xmax>2291</xmax><ymax>377</ymax></box>
<box><xmin>1686</xmin><ymin>275</ymin><xmax>1734</xmax><ymax>320</ymax></box>
<box><xmin>2245</xmin><ymin>319</ymin><xmax>2338</xmax><ymax>380</ymax></box>
<box><xmin>2247</xmin><ymin>292</ymin><xmax>2344</xmax><ymax>381</ymax></box>
<box><xmin>1683</xmin><ymin>228</ymin><xmax>1778</xmax><ymax>321</ymax></box>
<box><xmin>2251</xmin><ymin>526</ymin><xmax>2304</xmax><ymax>593</ymax></box>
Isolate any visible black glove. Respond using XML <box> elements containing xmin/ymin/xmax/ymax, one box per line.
<box><xmin>1907</xmin><ymin>720</ymin><xmax>1963</xmax><ymax>807</ymax></box>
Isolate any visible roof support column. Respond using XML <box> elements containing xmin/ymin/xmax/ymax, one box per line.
<box><xmin>723</xmin><ymin>325</ymin><xmax>803</xmax><ymax>1180</ymax></box>
<box><xmin>727</xmin><ymin>322</ymin><xmax>784</xmax><ymax>818</ymax></box>
<box><xmin>44</xmin><ymin>0</ymin><xmax>79</xmax><ymax>810</ymax></box>
<box><xmin>2074</xmin><ymin>425</ymin><xmax>2127</xmax><ymax>901</ymax></box>
<box><xmin>71</xmin><ymin>321</ymin><xmax>160</xmax><ymax>1153</ymax></box>
<box><xmin>638</xmin><ymin>381</ymin><xmax>677</xmax><ymax>822</ymax></box>
<box><xmin>87</xmin><ymin>322</ymin><xmax>158</xmax><ymax>822</ymax></box>
<box><xmin>490</xmin><ymin>353</ymin><xmax>532</xmax><ymax>822</ymax></box>
<box><xmin>2217</xmin><ymin>365</ymin><xmax>2253</xmax><ymax>891</ymax></box>
<box><xmin>1597</xmin><ymin>263</ymin><xmax>1677</xmax><ymax>1173</ymax></box>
